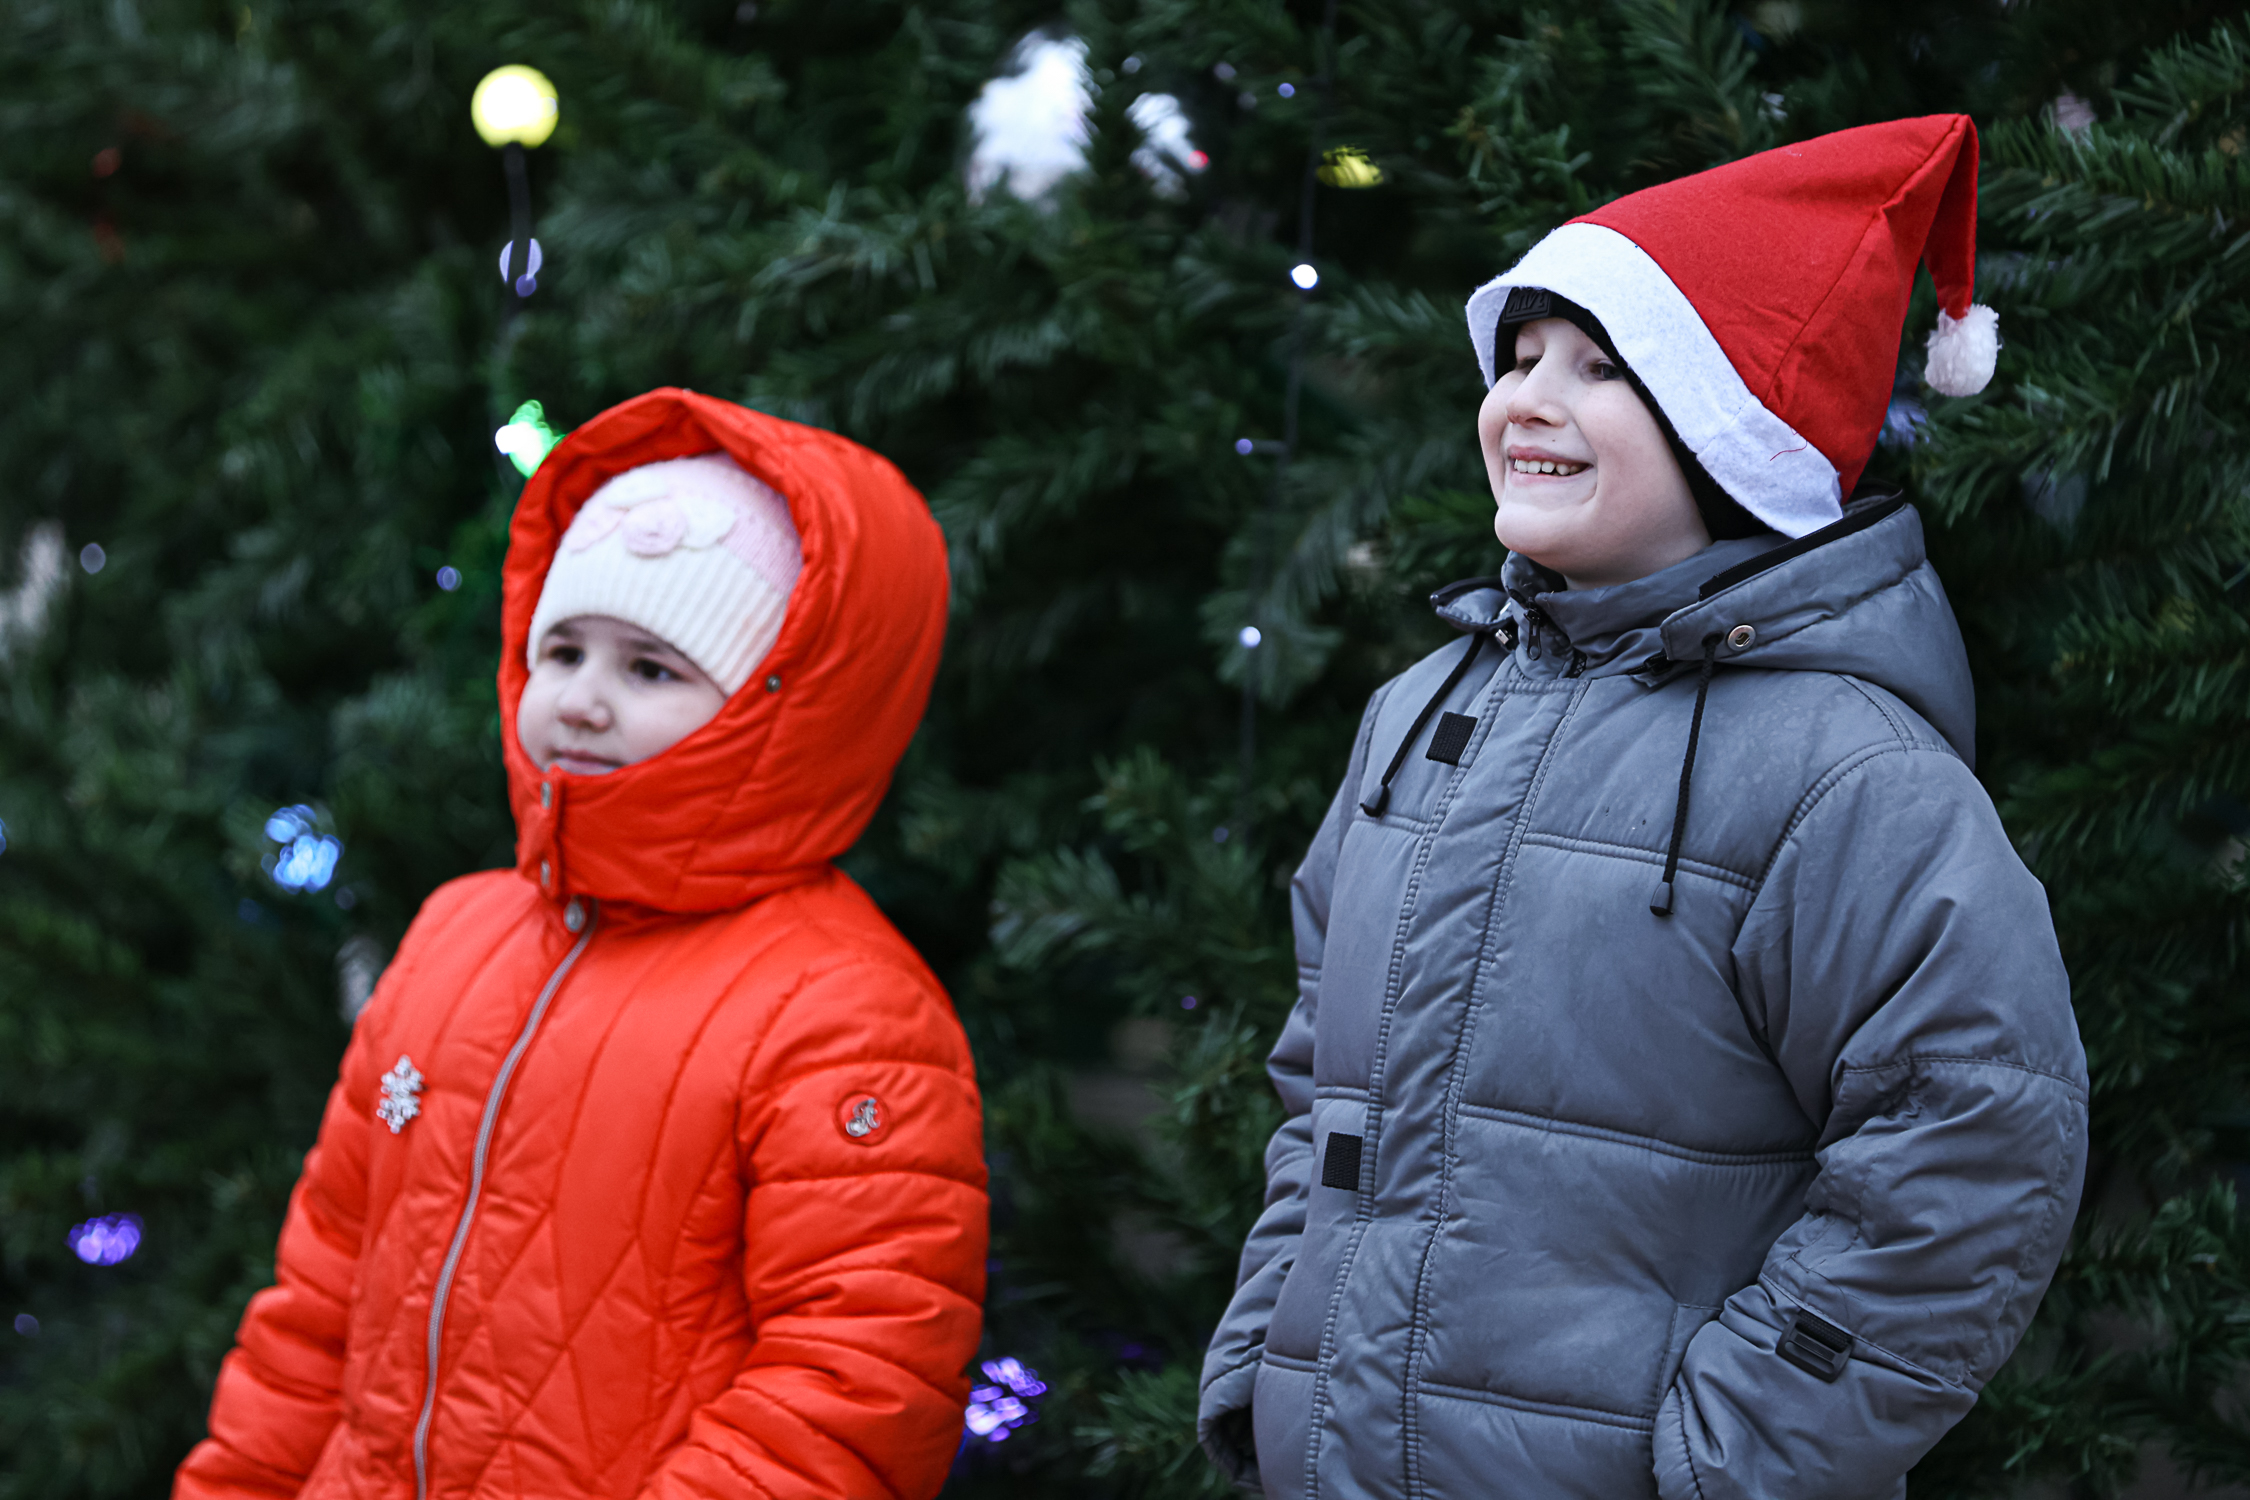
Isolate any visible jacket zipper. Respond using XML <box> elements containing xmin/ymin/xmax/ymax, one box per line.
<box><xmin>412</xmin><ymin>901</ymin><xmax>595</xmax><ymax>1500</ymax></box>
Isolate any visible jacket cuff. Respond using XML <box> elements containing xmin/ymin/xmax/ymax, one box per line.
<box><xmin>1197</xmin><ymin>1355</ymin><xmax>1263</xmax><ymax>1494</ymax></box>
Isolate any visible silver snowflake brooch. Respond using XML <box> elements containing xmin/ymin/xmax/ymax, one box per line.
<box><xmin>376</xmin><ymin>1055</ymin><xmax>424</xmax><ymax>1134</ymax></box>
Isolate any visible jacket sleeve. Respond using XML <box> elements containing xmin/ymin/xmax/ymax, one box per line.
<box><xmin>173</xmin><ymin>1019</ymin><xmax>380</xmax><ymax>1500</ymax></box>
<box><xmin>1197</xmin><ymin>687</ymin><xmax>1385</xmax><ymax>1490</ymax></box>
<box><xmin>1656</xmin><ymin>745</ymin><xmax>2089</xmax><ymax>1500</ymax></box>
<box><xmin>639</xmin><ymin>957</ymin><xmax>987</xmax><ymax>1500</ymax></box>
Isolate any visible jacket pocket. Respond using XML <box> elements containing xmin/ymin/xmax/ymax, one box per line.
<box><xmin>1251</xmin><ymin>1357</ymin><xmax>1317</xmax><ymax>1499</ymax></box>
<box><xmin>1649</xmin><ymin>1301</ymin><xmax>1719</xmax><ymax>1413</ymax></box>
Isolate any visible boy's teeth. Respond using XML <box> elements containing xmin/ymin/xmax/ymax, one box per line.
<box><xmin>1513</xmin><ymin>458</ymin><xmax>1585</xmax><ymax>476</ymax></box>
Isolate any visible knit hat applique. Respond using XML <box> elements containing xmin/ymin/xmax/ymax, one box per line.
<box><xmin>1465</xmin><ymin>114</ymin><xmax>1996</xmax><ymax>538</ymax></box>
<box><xmin>527</xmin><ymin>452</ymin><xmax>804</xmax><ymax>696</ymax></box>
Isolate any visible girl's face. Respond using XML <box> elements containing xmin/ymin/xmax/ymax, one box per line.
<box><xmin>1478</xmin><ymin>316</ymin><xmax>1711</xmax><ymax>588</ymax></box>
<box><xmin>516</xmin><ymin>615</ymin><xmax>727</xmax><ymax>776</ymax></box>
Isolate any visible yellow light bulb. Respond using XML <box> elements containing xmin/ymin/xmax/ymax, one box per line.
<box><xmin>471</xmin><ymin>65</ymin><xmax>559</xmax><ymax>148</ymax></box>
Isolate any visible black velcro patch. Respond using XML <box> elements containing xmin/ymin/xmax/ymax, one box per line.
<box><xmin>1321</xmin><ymin>1132</ymin><xmax>1363</xmax><ymax>1191</ymax></box>
<box><xmin>1425</xmin><ymin>712</ymin><xmax>1477</xmax><ymax>766</ymax></box>
<box><xmin>1777</xmin><ymin>1308</ymin><xmax>1853</xmax><ymax>1382</ymax></box>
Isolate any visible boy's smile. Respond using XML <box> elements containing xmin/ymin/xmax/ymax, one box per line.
<box><xmin>516</xmin><ymin>614</ymin><xmax>729</xmax><ymax>776</ymax></box>
<box><xmin>1504</xmin><ymin>445</ymin><xmax>1592</xmax><ymax>481</ymax></box>
<box><xmin>1478</xmin><ymin>316</ymin><xmax>1709</xmax><ymax>588</ymax></box>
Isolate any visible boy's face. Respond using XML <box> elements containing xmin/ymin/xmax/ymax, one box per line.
<box><xmin>516</xmin><ymin>615</ymin><xmax>728</xmax><ymax>776</ymax></box>
<box><xmin>1478</xmin><ymin>317</ymin><xmax>1711</xmax><ymax>588</ymax></box>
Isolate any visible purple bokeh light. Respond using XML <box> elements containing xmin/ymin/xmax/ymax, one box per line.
<box><xmin>962</xmin><ymin>1355</ymin><xmax>1048</xmax><ymax>1444</ymax></box>
<box><xmin>69</xmin><ymin>1214</ymin><xmax>142</xmax><ymax>1266</ymax></box>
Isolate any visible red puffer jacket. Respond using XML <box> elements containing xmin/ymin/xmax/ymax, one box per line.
<box><xmin>175</xmin><ymin>390</ymin><xmax>986</xmax><ymax>1500</ymax></box>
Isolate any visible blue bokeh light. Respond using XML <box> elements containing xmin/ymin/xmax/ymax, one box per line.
<box><xmin>263</xmin><ymin>804</ymin><xmax>342</xmax><ymax>893</ymax></box>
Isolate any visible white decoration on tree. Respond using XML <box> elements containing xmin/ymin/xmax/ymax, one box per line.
<box><xmin>966</xmin><ymin>33</ymin><xmax>1203</xmax><ymax>204</ymax></box>
<box><xmin>967</xmin><ymin>35</ymin><xmax>1092</xmax><ymax>202</ymax></box>
<box><xmin>1924</xmin><ymin>304</ymin><xmax>2000</xmax><ymax>396</ymax></box>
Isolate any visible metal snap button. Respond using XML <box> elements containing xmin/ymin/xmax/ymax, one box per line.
<box><xmin>540</xmin><ymin>781</ymin><xmax>552</xmax><ymax>808</ymax></box>
<box><xmin>539</xmin><ymin>859</ymin><xmax>551</xmax><ymax>888</ymax></box>
<box><xmin>765</xmin><ymin>674</ymin><xmax>782</xmax><ymax>693</ymax></box>
<box><xmin>563</xmin><ymin>899</ymin><xmax>585</xmax><ymax>933</ymax></box>
<box><xmin>1727</xmin><ymin>624</ymin><xmax>1757</xmax><ymax>652</ymax></box>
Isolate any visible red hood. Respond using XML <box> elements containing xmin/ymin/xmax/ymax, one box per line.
<box><xmin>498</xmin><ymin>388</ymin><xmax>947</xmax><ymax>914</ymax></box>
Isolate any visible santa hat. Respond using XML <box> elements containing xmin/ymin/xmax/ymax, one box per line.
<box><xmin>527</xmin><ymin>453</ymin><xmax>803</xmax><ymax>695</ymax></box>
<box><xmin>1466</xmin><ymin>114</ymin><xmax>1996</xmax><ymax>538</ymax></box>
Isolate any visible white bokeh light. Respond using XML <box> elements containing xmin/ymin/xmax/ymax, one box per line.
<box><xmin>1290</xmin><ymin>263</ymin><xmax>1320</xmax><ymax>290</ymax></box>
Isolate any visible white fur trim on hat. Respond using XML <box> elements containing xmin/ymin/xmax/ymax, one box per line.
<box><xmin>1465</xmin><ymin>223</ymin><xmax>1843</xmax><ymax>539</ymax></box>
<box><xmin>1923</xmin><ymin>304</ymin><xmax>1999</xmax><ymax>397</ymax></box>
<box><xmin>527</xmin><ymin>453</ymin><xmax>804</xmax><ymax>696</ymax></box>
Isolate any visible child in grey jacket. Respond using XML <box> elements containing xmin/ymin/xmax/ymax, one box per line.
<box><xmin>1198</xmin><ymin>115</ymin><xmax>2085</xmax><ymax>1500</ymax></box>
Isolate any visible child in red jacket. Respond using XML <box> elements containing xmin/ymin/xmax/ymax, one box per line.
<box><xmin>176</xmin><ymin>389</ymin><xmax>987</xmax><ymax>1500</ymax></box>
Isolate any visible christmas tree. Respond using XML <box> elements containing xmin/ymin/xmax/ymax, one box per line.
<box><xmin>1903</xmin><ymin>24</ymin><xmax>2250</xmax><ymax>1494</ymax></box>
<box><xmin>0</xmin><ymin>1</ymin><xmax>2241</xmax><ymax>1496</ymax></box>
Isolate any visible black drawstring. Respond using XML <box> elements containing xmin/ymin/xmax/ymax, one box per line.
<box><xmin>1649</xmin><ymin>634</ymin><xmax>1722</xmax><ymax>917</ymax></box>
<box><xmin>1360</xmin><ymin>633</ymin><xmax>1488</xmax><ymax>817</ymax></box>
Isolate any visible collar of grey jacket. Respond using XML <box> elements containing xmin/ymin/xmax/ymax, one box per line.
<box><xmin>1427</xmin><ymin>490</ymin><xmax>1974</xmax><ymax>767</ymax></box>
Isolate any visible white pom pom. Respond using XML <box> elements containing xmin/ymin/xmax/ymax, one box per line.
<box><xmin>1924</xmin><ymin>303</ymin><xmax>2000</xmax><ymax>396</ymax></box>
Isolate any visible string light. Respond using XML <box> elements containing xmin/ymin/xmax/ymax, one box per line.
<box><xmin>1317</xmin><ymin>146</ymin><xmax>1385</xmax><ymax>188</ymax></box>
<box><xmin>494</xmin><ymin>400</ymin><xmax>565</xmax><ymax>476</ymax></box>
<box><xmin>963</xmin><ymin>1356</ymin><xmax>1048</xmax><ymax>1444</ymax></box>
<box><xmin>264</xmin><ymin>805</ymin><xmax>342</xmax><ymax>894</ymax></box>
<box><xmin>1290</xmin><ymin>263</ymin><xmax>1319</xmax><ymax>290</ymax></box>
<box><xmin>473</xmin><ymin>66</ymin><xmax>559</xmax><ymax>302</ymax></box>
<box><xmin>1238</xmin><ymin>625</ymin><xmax>1263</xmax><ymax>648</ymax></box>
<box><xmin>470</xmin><ymin>66</ymin><xmax>559</xmax><ymax>148</ymax></box>
<box><xmin>496</xmin><ymin>238</ymin><xmax>545</xmax><ymax>291</ymax></box>
<box><xmin>69</xmin><ymin>1215</ymin><xmax>142</xmax><ymax>1266</ymax></box>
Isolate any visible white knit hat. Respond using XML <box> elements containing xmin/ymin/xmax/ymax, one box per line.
<box><xmin>527</xmin><ymin>453</ymin><xmax>804</xmax><ymax>695</ymax></box>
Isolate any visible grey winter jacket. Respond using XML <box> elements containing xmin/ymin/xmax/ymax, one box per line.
<box><xmin>1197</xmin><ymin>496</ymin><xmax>2088</xmax><ymax>1500</ymax></box>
